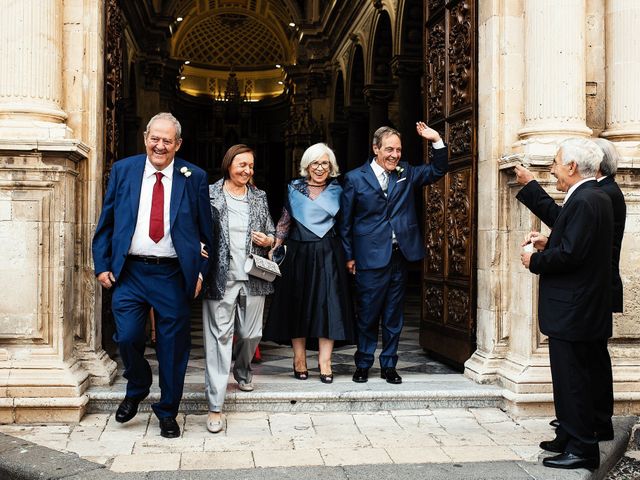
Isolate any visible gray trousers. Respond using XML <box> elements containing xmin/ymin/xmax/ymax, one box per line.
<box><xmin>202</xmin><ymin>280</ymin><xmax>264</xmax><ymax>412</ymax></box>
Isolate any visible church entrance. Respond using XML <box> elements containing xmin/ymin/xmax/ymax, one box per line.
<box><xmin>102</xmin><ymin>0</ymin><xmax>478</xmax><ymax>371</ymax></box>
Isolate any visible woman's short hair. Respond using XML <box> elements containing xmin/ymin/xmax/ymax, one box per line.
<box><xmin>221</xmin><ymin>144</ymin><xmax>254</xmax><ymax>179</ymax></box>
<box><xmin>299</xmin><ymin>143</ymin><xmax>340</xmax><ymax>178</ymax></box>
<box><xmin>558</xmin><ymin>138</ymin><xmax>603</xmax><ymax>178</ymax></box>
<box><xmin>144</xmin><ymin>112</ymin><xmax>182</xmax><ymax>140</ymax></box>
<box><xmin>593</xmin><ymin>138</ymin><xmax>620</xmax><ymax>177</ymax></box>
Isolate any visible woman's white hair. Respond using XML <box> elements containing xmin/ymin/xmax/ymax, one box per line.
<box><xmin>558</xmin><ymin>138</ymin><xmax>603</xmax><ymax>178</ymax></box>
<box><xmin>299</xmin><ymin>143</ymin><xmax>340</xmax><ymax>178</ymax></box>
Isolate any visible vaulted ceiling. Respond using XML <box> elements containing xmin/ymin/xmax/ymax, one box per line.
<box><xmin>162</xmin><ymin>0</ymin><xmax>305</xmax><ymax>99</ymax></box>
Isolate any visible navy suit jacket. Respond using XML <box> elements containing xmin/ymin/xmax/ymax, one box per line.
<box><xmin>339</xmin><ymin>147</ymin><xmax>448</xmax><ymax>270</ymax></box>
<box><xmin>518</xmin><ymin>180</ymin><xmax>613</xmax><ymax>341</ymax></box>
<box><xmin>92</xmin><ymin>154</ymin><xmax>214</xmax><ymax>296</ymax></box>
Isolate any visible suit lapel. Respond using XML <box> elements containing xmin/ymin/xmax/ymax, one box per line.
<box><xmin>129</xmin><ymin>156</ymin><xmax>146</xmax><ymax>220</ymax></box>
<box><xmin>170</xmin><ymin>160</ymin><xmax>186</xmax><ymax>228</ymax></box>
<box><xmin>387</xmin><ymin>170</ymin><xmax>398</xmax><ymax>197</ymax></box>
<box><xmin>361</xmin><ymin>160</ymin><xmax>386</xmax><ymax>199</ymax></box>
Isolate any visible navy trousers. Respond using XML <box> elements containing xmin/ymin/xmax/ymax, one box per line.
<box><xmin>111</xmin><ymin>259</ymin><xmax>191</xmax><ymax>419</ymax></box>
<box><xmin>354</xmin><ymin>249</ymin><xmax>406</xmax><ymax>369</ymax></box>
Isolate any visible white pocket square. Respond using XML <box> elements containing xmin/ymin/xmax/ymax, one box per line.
<box><xmin>396</xmin><ymin>177</ymin><xmax>407</xmax><ymax>183</ymax></box>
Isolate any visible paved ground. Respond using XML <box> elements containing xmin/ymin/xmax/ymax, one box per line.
<box><xmin>0</xmin><ymin>412</ymin><xmax>635</xmax><ymax>479</ymax></box>
<box><xmin>2</xmin><ymin>289</ymin><xmax>637</xmax><ymax>478</ymax></box>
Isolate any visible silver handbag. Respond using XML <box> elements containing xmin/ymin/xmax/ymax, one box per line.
<box><xmin>244</xmin><ymin>252</ymin><xmax>281</xmax><ymax>282</ymax></box>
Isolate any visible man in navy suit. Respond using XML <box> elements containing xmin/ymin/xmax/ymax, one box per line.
<box><xmin>517</xmin><ymin>138</ymin><xmax>613</xmax><ymax>470</ymax></box>
<box><xmin>93</xmin><ymin>113</ymin><xmax>213</xmax><ymax>438</ymax></box>
<box><xmin>339</xmin><ymin>123</ymin><xmax>448</xmax><ymax>384</ymax></box>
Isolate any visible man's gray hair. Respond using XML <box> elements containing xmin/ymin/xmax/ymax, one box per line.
<box><xmin>558</xmin><ymin>138</ymin><xmax>603</xmax><ymax>178</ymax></box>
<box><xmin>299</xmin><ymin>143</ymin><xmax>340</xmax><ymax>178</ymax></box>
<box><xmin>144</xmin><ymin>112</ymin><xmax>182</xmax><ymax>140</ymax></box>
<box><xmin>593</xmin><ymin>138</ymin><xmax>620</xmax><ymax>177</ymax></box>
<box><xmin>372</xmin><ymin>126</ymin><xmax>401</xmax><ymax>148</ymax></box>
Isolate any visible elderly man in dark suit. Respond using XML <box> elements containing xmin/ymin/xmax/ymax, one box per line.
<box><xmin>514</xmin><ymin>137</ymin><xmax>626</xmax><ymax>444</ymax></box>
<box><xmin>339</xmin><ymin>123</ymin><xmax>447</xmax><ymax>384</ymax></box>
<box><xmin>516</xmin><ymin>138</ymin><xmax>614</xmax><ymax>470</ymax></box>
<box><xmin>93</xmin><ymin>112</ymin><xmax>213</xmax><ymax>438</ymax></box>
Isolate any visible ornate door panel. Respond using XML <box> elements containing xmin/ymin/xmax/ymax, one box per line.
<box><xmin>420</xmin><ymin>0</ymin><xmax>476</xmax><ymax>369</ymax></box>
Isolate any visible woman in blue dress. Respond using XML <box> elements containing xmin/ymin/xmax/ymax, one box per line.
<box><xmin>263</xmin><ymin>143</ymin><xmax>354</xmax><ymax>383</ymax></box>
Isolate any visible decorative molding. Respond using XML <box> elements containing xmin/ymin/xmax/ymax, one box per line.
<box><xmin>426</xmin><ymin>20</ymin><xmax>445</xmax><ymax>121</ymax></box>
<box><xmin>449</xmin><ymin>118</ymin><xmax>472</xmax><ymax>156</ymax></box>
<box><xmin>447</xmin><ymin>170</ymin><xmax>471</xmax><ymax>276</ymax></box>
<box><xmin>105</xmin><ymin>0</ymin><xmax>124</xmax><ymax>180</ymax></box>
<box><xmin>448</xmin><ymin>287</ymin><xmax>470</xmax><ymax>327</ymax></box>
<box><xmin>448</xmin><ymin>1</ymin><xmax>472</xmax><ymax>111</ymax></box>
<box><xmin>424</xmin><ymin>181</ymin><xmax>446</xmax><ymax>274</ymax></box>
<box><xmin>424</xmin><ymin>284</ymin><xmax>444</xmax><ymax>324</ymax></box>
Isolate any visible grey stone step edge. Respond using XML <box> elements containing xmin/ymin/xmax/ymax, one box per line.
<box><xmin>87</xmin><ymin>386</ymin><xmax>505</xmax><ymax>414</ymax></box>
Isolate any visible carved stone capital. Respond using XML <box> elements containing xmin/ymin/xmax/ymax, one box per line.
<box><xmin>391</xmin><ymin>56</ymin><xmax>424</xmax><ymax>78</ymax></box>
<box><xmin>363</xmin><ymin>84</ymin><xmax>396</xmax><ymax>105</ymax></box>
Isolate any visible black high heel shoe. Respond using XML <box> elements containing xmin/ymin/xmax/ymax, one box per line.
<box><xmin>319</xmin><ymin>373</ymin><xmax>333</xmax><ymax>384</ymax></box>
<box><xmin>293</xmin><ymin>365</ymin><xmax>308</xmax><ymax>380</ymax></box>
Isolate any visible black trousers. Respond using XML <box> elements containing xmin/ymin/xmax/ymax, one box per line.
<box><xmin>548</xmin><ymin>337</ymin><xmax>612</xmax><ymax>457</ymax></box>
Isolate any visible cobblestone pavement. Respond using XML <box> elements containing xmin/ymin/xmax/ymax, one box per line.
<box><xmin>605</xmin><ymin>424</ymin><xmax>640</xmax><ymax>480</ymax></box>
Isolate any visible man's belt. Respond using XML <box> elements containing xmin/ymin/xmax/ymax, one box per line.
<box><xmin>128</xmin><ymin>255</ymin><xmax>179</xmax><ymax>265</ymax></box>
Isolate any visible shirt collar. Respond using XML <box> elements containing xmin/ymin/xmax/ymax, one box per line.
<box><xmin>370</xmin><ymin>158</ymin><xmax>386</xmax><ymax>178</ymax></box>
<box><xmin>144</xmin><ymin>158</ymin><xmax>174</xmax><ymax>179</ymax></box>
<box><xmin>597</xmin><ymin>175</ymin><xmax>608</xmax><ymax>182</ymax></box>
<box><xmin>564</xmin><ymin>177</ymin><xmax>595</xmax><ymax>204</ymax></box>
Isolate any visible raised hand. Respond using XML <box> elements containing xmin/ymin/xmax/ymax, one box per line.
<box><xmin>416</xmin><ymin>121</ymin><xmax>442</xmax><ymax>143</ymax></box>
<box><xmin>514</xmin><ymin>164</ymin><xmax>534</xmax><ymax>185</ymax></box>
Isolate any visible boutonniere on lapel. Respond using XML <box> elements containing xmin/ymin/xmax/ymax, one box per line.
<box><xmin>179</xmin><ymin>166</ymin><xmax>192</xmax><ymax>178</ymax></box>
<box><xmin>395</xmin><ymin>165</ymin><xmax>405</xmax><ymax>178</ymax></box>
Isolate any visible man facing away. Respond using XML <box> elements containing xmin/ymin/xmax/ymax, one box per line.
<box><xmin>517</xmin><ymin>138</ymin><xmax>613</xmax><ymax>470</ymax></box>
<box><xmin>92</xmin><ymin>112</ymin><xmax>213</xmax><ymax>438</ymax></box>
<box><xmin>339</xmin><ymin>123</ymin><xmax>448</xmax><ymax>385</ymax></box>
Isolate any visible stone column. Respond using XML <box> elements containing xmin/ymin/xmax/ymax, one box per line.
<box><xmin>391</xmin><ymin>56</ymin><xmax>423</xmax><ymax>165</ymax></box>
<box><xmin>363</xmin><ymin>84</ymin><xmax>395</xmax><ymax>142</ymax></box>
<box><xmin>602</xmin><ymin>0</ymin><xmax>640</xmax><ymax>141</ymax></box>
<box><xmin>518</xmin><ymin>0</ymin><xmax>591</xmax><ymax>157</ymax></box>
<box><xmin>0</xmin><ymin>0</ymin><xmax>69</xmax><ymax>139</ymax></box>
<box><xmin>345</xmin><ymin>105</ymin><xmax>370</xmax><ymax>171</ymax></box>
<box><xmin>0</xmin><ymin>0</ymin><xmax>111</xmax><ymax>423</ymax></box>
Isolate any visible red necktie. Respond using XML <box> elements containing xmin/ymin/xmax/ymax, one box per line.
<box><xmin>149</xmin><ymin>172</ymin><xmax>164</xmax><ymax>243</ymax></box>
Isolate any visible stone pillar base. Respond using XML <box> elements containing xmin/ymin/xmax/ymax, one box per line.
<box><xmin>76</xmin><ymin>347</ymin><xmax>117</xmax><ymax>386</ymax></box>
<box><xmin>0</xmin><ymin>362</ymin><xmax>89</xmax><ymax>423</ymax></box>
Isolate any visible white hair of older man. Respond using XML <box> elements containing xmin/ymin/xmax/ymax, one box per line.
<box><xmin>558</xmin><ymin>137</ymin><xmax>603</xmax><ymax>178</ymax></box>
<box><xmin>144</xmin><ymin>112</ymin><xmax>182</xmax><ymax>140</ymax></box>
<box><xmin>299</xmin><ymin>143</ymin><xmax>340</xmax><ymax>178</ymax></box>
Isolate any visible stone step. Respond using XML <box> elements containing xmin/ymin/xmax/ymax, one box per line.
<box><xmin>86</xmin><ymin>374</ymin><xmax>505</xmax><ymax>414</ymax></box>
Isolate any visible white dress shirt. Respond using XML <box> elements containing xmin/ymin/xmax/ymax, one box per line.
<box><xmin>563</xmin><ymin>177</ymin><xmax>596</xmax><ymax>205</ymax></box>
<box><xmin>128</xmin><ymin>159</ymin><xmax>177</xmax><ymax>257</ymax></box>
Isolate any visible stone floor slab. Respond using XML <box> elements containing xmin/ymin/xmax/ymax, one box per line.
<box><xmin>181</xmin><ymin>451</ymin><xmax>255</xmax><ymax>470</ymax></box>
<box><xmin>110</xmin><ymin>453</ymin><xmax>181</xmax><ymax>472</ymax></box>
<box><xmin>253</xmin><ymin>448</ymin><xmax>324</xmax><ymax>467</ymax></box>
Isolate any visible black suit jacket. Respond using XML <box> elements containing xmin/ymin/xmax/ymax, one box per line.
<box><xmin>516</xmin><ymin>178</ymin><xmax>625</xmax><ymax>312</ymax></box>
<box><xmin>517</xmin><ymin>180</ymin><xmax>613</xmax><ymax>341</ymax></box>
<box><xmin>597</xmin><ymin>176</ymin><xmax>626</xmax><ymax>311</ymax></box>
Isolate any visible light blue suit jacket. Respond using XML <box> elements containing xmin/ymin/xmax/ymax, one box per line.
<box><xmin>92</xmin><ymin>154</ymin><xmax>214</xmax><ymax>296</ymax></box>
<box><xmin>339</xmin><ymin>147</ymin><xmax>448</xmax><ymax>270</ymax></box>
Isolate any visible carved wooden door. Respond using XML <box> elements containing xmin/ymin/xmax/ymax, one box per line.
<box><xmin>420</xmin><ymin>0</ymin><xmax>477</xmax><ymax>369</ymax></box>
